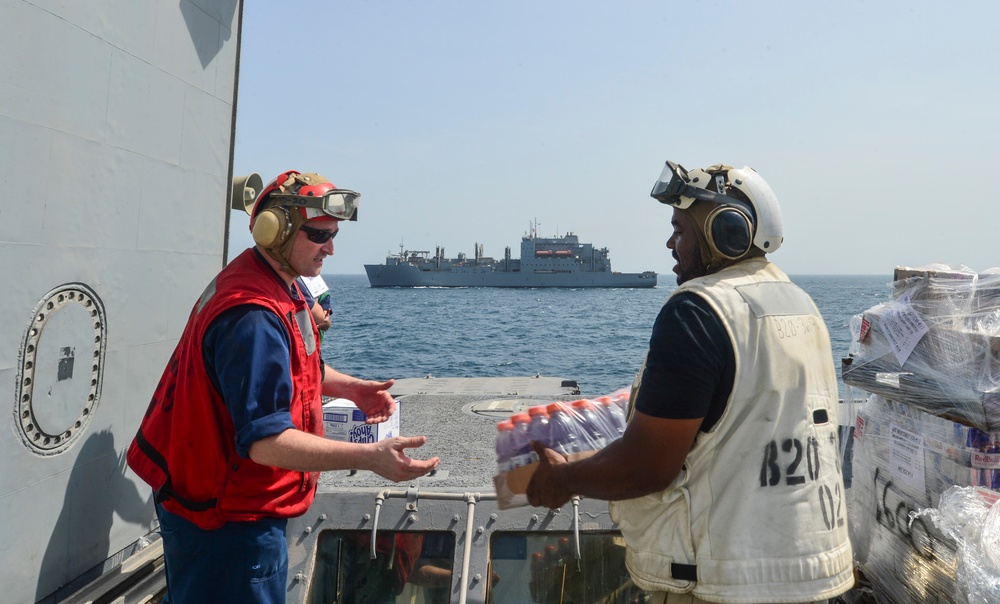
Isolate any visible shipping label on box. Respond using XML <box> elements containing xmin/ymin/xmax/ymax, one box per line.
<box><xmin>322</xmin><ymin>398</ymin><xmax>400</xmax><ymax>443</ymax></box>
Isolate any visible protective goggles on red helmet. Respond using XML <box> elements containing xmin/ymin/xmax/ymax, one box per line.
<box><xmin>268</xmin><ymin>189</ymin><xmax>360</xmax><ymax>221</ymax></box>
<box><xmin>650</xmin><ymin>160</ymin><xmax>741</xmax><ymax>209</ymax></box>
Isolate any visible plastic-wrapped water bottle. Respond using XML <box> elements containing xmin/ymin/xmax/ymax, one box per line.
<box><xmin>508</xmin><ymin>413</ymin><xmax>533</xmax><ymax>469</ymax></box>
<box><xmin>571</xmin><ymin>399</ymin><xmax>611</xmax><ymax>450</ymax></box>
<box><xmin>495</xmin><ymin>419</ymin><xmax>514</xmax><ymax>473</ymax></box>
<box><xmin>594</xmin><ymin>395</ymin><xmax>626</xmax><ymax>440</ymax></box>
<box><xmin>609</xmin><ymin>388</ymin><xmax>630</xmax><ymax>415</ymax></box>
<box><xmin>526</xmin><ymin>405</ymin><xmax>550</xmax><ymax>461</ymax></box>
<box><xmin>545</xmin><ymin>402</ymin><xmax>585</xmax><ymax>456</ymax></box>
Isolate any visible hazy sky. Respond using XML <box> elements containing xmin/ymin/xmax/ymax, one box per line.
<box><xmin>229</xmin><ymin>1</ymin><xmax>1000</xmax><ymax>277</ymax></box>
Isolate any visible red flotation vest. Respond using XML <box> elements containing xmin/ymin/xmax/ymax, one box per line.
<box><xmin>127</xmin><ymin>249</ymin><xmax>323</xmax><ymax>529</ymax></box>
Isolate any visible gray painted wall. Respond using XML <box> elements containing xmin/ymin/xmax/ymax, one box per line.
<box><xmin>0</xmin><ymin>1</ymin><xmax>241</xmax><ymax>601</ymax></box>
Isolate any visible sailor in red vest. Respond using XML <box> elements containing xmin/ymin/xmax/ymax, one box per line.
<box><xmin>127</xmin><ymin>171</ymin><xmax>439</xmax><ymax>604</ymax></box>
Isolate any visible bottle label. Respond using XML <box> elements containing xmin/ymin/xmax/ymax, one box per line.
<box><xmin>509</xmin><ymin>452</ymin><xmax>534</xmax><ymax>469</ymax></box>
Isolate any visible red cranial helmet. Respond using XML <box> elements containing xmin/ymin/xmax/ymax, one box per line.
<box><xmin>250</xmin><ymin>170</ymin><xmax>338</xmax><ymax>231</ymax></box>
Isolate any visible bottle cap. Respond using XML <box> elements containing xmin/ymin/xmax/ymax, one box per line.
<box><xmin>610</xmin><ymin>389</ymin><xmax>629</xmax><ymax>402</ymax></box>
<box><xmin>545</xmin><ymin>402</ymin><xmax>569</xmax><ymax>415</ymax></box>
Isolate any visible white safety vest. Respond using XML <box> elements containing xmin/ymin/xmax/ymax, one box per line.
<box><xmin>610</xmin><ymin>258</ymin><xmax>853</xmax><ymax>603</ymax></box>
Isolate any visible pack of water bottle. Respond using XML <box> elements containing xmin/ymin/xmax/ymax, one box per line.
<box><xmin>494</xmin><ymin>388</ymin><xmax>630</xmax><ymax>475</ymax></box>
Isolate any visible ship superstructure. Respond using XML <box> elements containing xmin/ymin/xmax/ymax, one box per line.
<box><xmin>366</xmin><ymin>226</ymin><xmax>657</xmax><ymax>288</ymax></box>
<box><xmin>2</xmin><ymin>1</ymin><xmax>243</xmax><ymax>602</ymax></box>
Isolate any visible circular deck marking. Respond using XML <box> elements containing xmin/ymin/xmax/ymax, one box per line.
<box><xmin>16</xmin><ymin>283</ymin><xmax>107</xmax><ymax>455</ymax></box>
<box><xmin>463</xmin><ymin>399</ymin><xmax>543</xmax><ymax>419</ymax></box>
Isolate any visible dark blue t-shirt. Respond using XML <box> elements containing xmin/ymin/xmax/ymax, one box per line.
<box><xmin>633</xmin><ymin>292</ymin><xmax>735</xmax><ymax>432</ymax></box>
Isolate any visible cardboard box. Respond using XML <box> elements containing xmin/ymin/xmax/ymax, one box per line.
<box><xmin>322</xmin><ymin>398</ymin><xmax>400</xmax><ymax>443</ymax></box>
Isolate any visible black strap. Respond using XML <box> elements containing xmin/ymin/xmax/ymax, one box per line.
<box><xmin>135</xmin><ymin>429</ymin><xmax>218</xmax><ymax>512</ymax></box>
<box><xmin>134</xmin><ymin>429</ymin><xmax>169</xmax><ymax>476</ymax></box>
<box><xmin>156</xmin><ymin>481</ymin><xmax>218</xmax><ymax>512</ymax></box>
<box><xmin>671</xmin><ymin>562</ymin><xmax>697</xmax><ymax>581</ymax></box>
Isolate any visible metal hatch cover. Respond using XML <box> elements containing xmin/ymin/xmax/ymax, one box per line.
<box><xmin>465</xmin><ymin>398</ymin><xmax>548</xmax><ymax>419</ymax></box>
<box><xmin>15</xmin><ymin>283</ymin><xmax>107</xmax><ymax>456</ymax></box>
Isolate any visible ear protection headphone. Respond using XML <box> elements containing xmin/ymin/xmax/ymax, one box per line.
<box><xmin>251</xmin><ymin>205</ymin><xmax>296</xmax><ymax>249</ymax></box>
<box><xmin>697</xmin><ymin>170</ymin><xmax>757</xmax><ymax>262</ymax></box>
<box><xmin>703</xmin><ymin>201</ymin><xmax>754</xmax><ymax>261</ymax></box>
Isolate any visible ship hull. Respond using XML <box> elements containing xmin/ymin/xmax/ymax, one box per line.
<box><xmin>365</xmin><ymin>264</ymin><xmax>657</xmax><ymax>288</ymax></box>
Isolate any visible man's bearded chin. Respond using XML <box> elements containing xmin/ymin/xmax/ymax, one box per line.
<box><xmin>674</xmin><ymin>251</ymin><xmax>708</xmax><ymax>286</ymax></box>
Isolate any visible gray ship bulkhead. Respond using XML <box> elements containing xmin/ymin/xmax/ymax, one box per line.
<box><xmin>2</xmin><ymin>1</ymin><xmax>242</xmax><ymax>602</ymax></box>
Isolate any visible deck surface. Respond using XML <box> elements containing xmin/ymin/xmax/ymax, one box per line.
<box><xmin>319</xmin><ymin>376</ymin><xmax>582</xmax><ymax>491</ymax></box>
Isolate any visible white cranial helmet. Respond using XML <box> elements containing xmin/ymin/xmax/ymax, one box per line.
<box><xmin>652</xmin><ymin>161</ymin><xmax>784</xmax><ymax>258</ymax></box>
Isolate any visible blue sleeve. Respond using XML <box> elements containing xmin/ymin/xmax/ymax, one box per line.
<box><xmin>317</xmin><ymin>291</ymin><xmax>332</xmax><ymax>312</ymax></box>
<box><xmin>634</xmin><ymin>292</ymin><xmax>733</xmax><ymax>423</ymax></box>
<box><xmin>204</xmin><ymin>305</ymin><xmax>297</xmax><ymax>458</ymax></box>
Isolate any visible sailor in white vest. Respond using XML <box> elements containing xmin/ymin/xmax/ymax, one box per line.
<box><xmin>527</xmin><ymin>161</ymin><xmax>854</xmax><ymax>604</ymax></box>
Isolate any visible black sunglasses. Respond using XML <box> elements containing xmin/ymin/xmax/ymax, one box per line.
<box><xmin>300</xmin><ymin>224</ymin><xmax>339</xmax><ymax>244</ymax></box>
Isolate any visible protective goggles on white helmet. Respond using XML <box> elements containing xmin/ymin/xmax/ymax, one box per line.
<box><xmin>267</xmin><ymin>189</ymin><xmax>360</xmax><ymax>221</ymax></box>
<box><xmin>650</xmin><ymin>161</ymin><xmax>746</xmax><ymax>211</ymax></box>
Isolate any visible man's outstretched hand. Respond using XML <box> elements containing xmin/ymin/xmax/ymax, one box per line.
<box><xmin>370</xmin><ymin>435</ymin><xmax>440</xmax><ymax>482</ymax></box>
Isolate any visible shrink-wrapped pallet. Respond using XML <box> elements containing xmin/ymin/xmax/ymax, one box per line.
<box><xmin>912</xmin><ymin>486</ymin><xmax>1000</xmax><ymax>603</ymax></box>
<box><xmin>842</xmin><ymin>265</ymin><xmax>1000</xmax><ymax>432</ymax></box>
<box><xmin>849</xmin><ymin>395</ymin><xmax>981</xmax><ymax>603</ymax></box>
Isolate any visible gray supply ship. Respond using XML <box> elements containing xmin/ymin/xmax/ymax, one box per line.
<box><xmin>365</xmin><ymin>228</ymin><xmax>658</xmax><ymax>288</ymax></box>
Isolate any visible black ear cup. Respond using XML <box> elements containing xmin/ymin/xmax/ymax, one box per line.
<box><xmin>706</xmin><ymin>207</ymin><xmax>753</xmax><ymax>260</ymax></box>
<box><xmin>251</xmin><ymin>207</ymin><xmax>293</xmax><ymax>248</ymax></box>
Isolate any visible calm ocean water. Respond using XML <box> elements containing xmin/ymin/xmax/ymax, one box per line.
<box><xmin>319</xmin><ymin>274</ymin><xmax>894</xmax><ymax>399</ymax></box>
